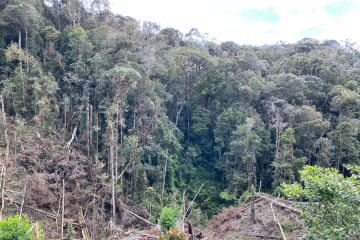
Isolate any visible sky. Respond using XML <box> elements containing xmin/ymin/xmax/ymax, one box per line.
<box><xmin>109</xmin><ymin>0</ymin><xmax>360</xmax><ymax>46</ymax></box>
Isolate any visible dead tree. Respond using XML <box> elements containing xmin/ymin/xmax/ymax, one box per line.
<box><xmin>0</xmin><ymin>95</ymin><xmax>10</xmax><ymax>220</ymax></box>
<box><xmin>61</xmin><ymin>179</ymin><xmax>65</xmax><ymax>239</ymax></box>
<box><xmin>108</xmin><ymin>120</ymin><xmax>116</xmax><ymax>222</ymax></box>
<box><xmin>187</xmin><ymin>221</ymin><xmax>193</xmax><ymax>240</ymax></box>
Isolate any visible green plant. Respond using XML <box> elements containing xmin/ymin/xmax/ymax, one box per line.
<box><xmin>219</xmin><ymin>190</ymin><xmax>236</xmax><ymax>202</ymax></box>
<box><xmin>159</xmin><ymin>206</ymin><xmax>179</xmax><ymax>231</ymax></box>
<box><xmin>282</xmin><ymin>165</ymin><xmax>360</xmax><ymax>240</ymax></box>
<box><xmin>238</xmin><ymin>189</ymin><xmax>253</xmax><ymax>204</ymax></box>
<box><xmin>160</xmin><ymin>228</ymin><xmax>186</xmax><ymax>240</ymax></box>
<box><xmin>0</xmin><ymin>214</ymin><xmax>44</xmax><ymax>240</ymax></box>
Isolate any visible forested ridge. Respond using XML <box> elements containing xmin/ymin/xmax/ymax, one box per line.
<box><xmin>0</xmin><ymin>0</ymin><xmax>360</xmax><ymax>239</ymax></box>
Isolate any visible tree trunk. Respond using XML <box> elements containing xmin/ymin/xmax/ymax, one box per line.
<box><xmin>32</xmin><ymin>224</ymin><xmax>40</xmax><ymax>240</ymax></box>
<box><xmin>109</xmin><ymin>120</ymin><xmax>116</xmax><ymax>222</ymax></box>
<box><xmin>18</xmin><ymin>30</ymin><xmax>26</xmax><ymax>108</ymax></box>
<box><xmin>90</xmin><ymin>105</ymin><xmax>93</xmax><ymax>153</ymax></box>
<box><xmin>86</xmin><ymin>97</ymin><xmax>90</xmax><ymax>157</ymax></box>
<box><xmin>95</xmin><ymin>110</ymin><xmax>99</xmax><ymax>163</ymax></box>
<box><xmin>175</xmin><ymin>103</ymin><xmax>184</xmax><ymax>127</ymax></box>
<box><xmin>250</xmin><ymin>202</ymin><xmax>256</xmax><ymax>224</ymax></box>
<box><xmin>115</xmin><ymin>107</ymin><xmax>119</xmax><ymax>190</ymax></box>
<box><xmin>19</xmin><ymin>183</ymin><xmax>27</xmax><ymax>217</ymax></box>
<box><xmin>64</xmin><ymin>101</ymin><xmax>67</xmax><ymax>136</ymax></box>
<box><xmin>0</xmin><ymin>95</ymin><xmax>10</xmax><ymax>220</ymax></box>
<box><xmin>247</xmin><ymin>156</ymin><xmax>256</xmax><ymax>224</ymax></box>
<box><xmin>25</xmin><ymin>29</ymin><xmax>29</xmax><ymax>75</ymax></box>
<box><xmin>274</xmin><ymin>108</ymin><xmax>283</xmax><ymax>170</ymax></box>
<box><xmin>336</xmin><ymin>132</ymin><xmax>342</xmax><ymax>170</ymax></box>
<box><xmin>18</xmin><ymin>30</ymin><xmax>22</xmax><ymax>49</ymax></box>
<box><xmin>187</xmin><ymin>106</ymin><xmax>190</xmax><ymax>144</ymax></box>
<box><xmin>133</xmin><ymin>112</ymin><xmax>136</xmax><ymax>128</ymax></box>
<box><xmin>120</xmin><ymin>123</ymin><xmax>123</xmax><ymax>189</ymax></box>
<box><xmin>61</xmin><ymin>179</ymin><xmax>65</xmax><ymax>239</ymax></box>
<box><xmin>161</xmin><ymin>154</ymin><xmax>168</xmax><ymax>200</ymax></box>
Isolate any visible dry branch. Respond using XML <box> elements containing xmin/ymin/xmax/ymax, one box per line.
<box><xmin>184</xmin><ymin>184</ymin><xmax>204</xmax><ymax>218</ymax></box>
<box><xmin>116</xmin><ymin>155</ymin><xmax>136</xmax><ymax>182</ymax></box>
<box><xmin>119</xmin><ymin>201</ymin><xmax>156</xmax><ymax>227</ymax></box>
<box><xmin>2</xmin><ymin>195</ymin><xmax>81</xmax><ymax>228</ymax></box>
<box><xmin>67</xmin><ymin>126</ymin><xmax>77</xmax><ymax>146</ymax></box>
<box><xmin>19</xmin><ymin>183</ymin><xmax>27</xmax><ymax>217</ymax></box>
<box><xmin>78</xmin><ymin>206</ymin><xmax>90</xmax><ymax>240</ymax></box>
<box><xmin>271</xmin><ymin>202</ymin><xmax>287</xmax><ymax>240</ymax></box>
<box><xmin>124</xmin><ymin>207</ymin><xmax>156</xmax><ymax>226</ymax></box>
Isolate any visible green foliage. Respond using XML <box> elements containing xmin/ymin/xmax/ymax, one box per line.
<box><xmin>107</xmin><ymin>66</ymin><xmax>141</xmax><ymax>81</ymax></box>
<box><xmin>191</xmin><ymin>107</ymin><xmax>211</xmax><ymax>137</ymax></box>
<box><xmin>142</xmin><ymin>187</ymin><xmax>162</xmax><ymax>222</ymax></box>
<box><xmin>63</xmin><ymin>26</ymin><xmax>93</xmax><ymax>68</ymax></box>
<box><xmin>159</xmin><ymin>206</ymin><xmax>180</xmax><ymax>231</ymax></box>
<box><xmin>328</xmin><ymin>118</ymin><xmax>360</xmax><ymax>166</ymax></box>
<box><xmin>219</xmin><ymin>190</ymin><xmax>236</xmax><ymax>202</ymax></box>
<box><xmin>238</xmin><ymin>190</ymin><xmax>254</xmax><ymax>204</ymax></box>
<box><xmin>272</xmin><ymin>128</ymin><xmax>307</xmax><ymax>187</ymax></box>
<box><xmin>0</xmin><ymin>215</ymin><xmax>44</xmax><ymax>240</ymax></box>
<box><xmin>40</xmin><ymin>26</ymin><xmax>60</xmax><ymax>43</ymax></box>
<box><xmin>171</xmin><ymin>47</ymin><xmax>219</xmax><ymax>66</ymax></box>
<box><xmin>0</xmin><ymin>2</ymin><xmax>41</xmax><ymax>33</ymax></box>
<box><xmin>0</xmin><ymin>1</ymin><xmax>360</xmax><ymax>237</ymax></box>
<box><xmin>214</xmin><ymin>103</ymin><xmax>246</xmax><ymax>151</ymax></box>
<box><xmin>281</xmin><ymin>221</ymin><xmax>303</xmax><ymax>233</ymax></box>
<box><xmin>330</xmin><ymin>85</ymin><xmax>360</xmax><ymax>116</ymax></box>
<box><xmin>282</xmin><ymin>166</ymin><xmax>360</xmax><ymax>239</ymax></box>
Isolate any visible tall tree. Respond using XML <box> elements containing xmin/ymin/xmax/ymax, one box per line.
<box><xmin>169</xmin><ymin>47</ymin><xmax>218</xmax><ymax>127</ymax></box>
<box><xmin>272</xmin><ymin>128</ymin><xmax>307</xmax><ymax>187</ymax></box>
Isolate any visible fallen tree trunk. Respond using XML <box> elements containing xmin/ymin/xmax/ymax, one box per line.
<box><xmin>256</xmin><ymin>193</ymin><xmax>300</xmax><ymax>214</ymax></box>
<box><xmin>119</xmin><ymin>200</ymin><xmax>156</xmax><ymax>227</ymax></box>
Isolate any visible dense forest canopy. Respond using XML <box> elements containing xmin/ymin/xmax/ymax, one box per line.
<box><xmin>0</xmin><ymin>0</ymin><xmax>359</xmax><ymax>238</ymax></box>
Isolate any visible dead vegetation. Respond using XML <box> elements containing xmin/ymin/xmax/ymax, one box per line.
<box><xmin>209</xmin><ymin>193</ymin><xmax>305</xmax><ymax>240</ymax></box>
<box><xmin>0</xmin><ymin>120</ymin><xmax>155</xmax><ymax>239</ymax></box>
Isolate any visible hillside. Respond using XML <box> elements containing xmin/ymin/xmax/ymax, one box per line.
<box><xmin>0</xmin><ymin>0</ymin><xmax>360</xmax><ymax>239</ymax></box>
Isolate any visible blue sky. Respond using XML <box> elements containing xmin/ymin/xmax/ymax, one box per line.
<box><xmin>110</xmin><ymin>0</ymin><xmax>360</xmax><ymax>46</ymax></box>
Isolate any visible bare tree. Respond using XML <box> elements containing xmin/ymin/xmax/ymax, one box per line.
<box><xmin>0</xmin><ymin>95</ymin><xmax>10</xmax><ymax>220</ymax></box>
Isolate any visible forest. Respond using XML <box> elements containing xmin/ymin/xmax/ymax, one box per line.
<box><xmin>0</xmin><ymin>0</ymin><xmax>360</xmax><ymax>239</ymax></box>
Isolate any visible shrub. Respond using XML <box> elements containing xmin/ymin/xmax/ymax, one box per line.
<box><xmin>159</xmin><ymin>206</ymin><xmax>179</xmax><ymax>231</ymax></box>
<box><xmin>282</xmin><ymin>165</ymin><xmax>360</xmax><ymax>240</ymax></box>
<box><xmin>0</xmin><ymin>214</ymin><xmax>44</xmax><ymax>240</ymax></box>
<box><xmin>160</xmin><ymin>228</ymin><xmax>186</xmax><ymax>240</ymax></box>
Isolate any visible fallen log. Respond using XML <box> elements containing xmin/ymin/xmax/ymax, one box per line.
<box><xmin>246</xmin><ymin>233</ymin><xmax>282</xmax><ymax>239</ymax></box>
<box><xmin>256</xmin><ymin>193</ymin><xmax>301</xmax><ymax>214</ymax></box>
<box><xmin>123</xmin><ymin>207</ymin><xmax>156</xmax><ymax>227</ymax></box>
<box><xmin>119</xmin><ymin>200</ymin><xmax>157</xmax><ymax>227</ymax></box>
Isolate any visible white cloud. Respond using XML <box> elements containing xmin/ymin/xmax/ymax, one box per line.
<box><xmin>109</xmin><ymin>0</ymin><xmax>360</xmax><ymax>45</ymax></box>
